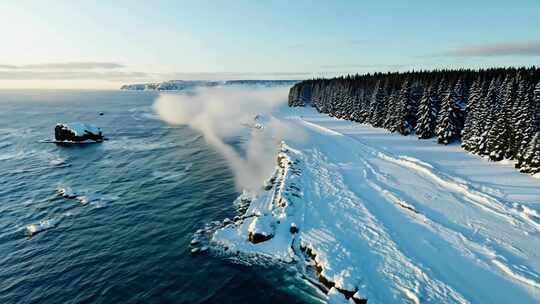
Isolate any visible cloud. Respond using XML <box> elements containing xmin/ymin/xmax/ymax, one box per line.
<box><xmin>0</xmin><ymin>62</ymin><xmax>126</xmax><ymax>70</ymax></box>
<box><xmin>0</xmin><ymin>70</ymin><xmax>147</xmax><ymax>80</ymax></box>
<box><xmin>0</xmin><ymin>61</ymin><xmax>144</xmax><ymax>81</ymax></box>
<box><xmin>442</xmin><ymin>41</ymin><xmax>540</xmax><ymax>57</ymax></box>
<box><xmin>0</xmin><ymin>61</ymin><xmax>310</xmax><ymax>83</ymax></box>
<box><xmin>0</xmin><ymin>64</ymin><xmax>18</xmax><ymax>69</ymax></box>
<box><xmin>0</xmin><ymin>68</ymin><xmax>310</xmax><ymax>83</ymax></box>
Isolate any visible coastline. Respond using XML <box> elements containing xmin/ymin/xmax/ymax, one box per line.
<box><xmin>207</xmin><ymin>106</ymin><xmax>540</xmax><ymax>304</ymax></box>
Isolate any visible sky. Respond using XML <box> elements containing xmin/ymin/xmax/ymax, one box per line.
<box><xmin>0</xmin><ymin>0</ymin><xmax>539</xmax><ymax>89</ymax></box>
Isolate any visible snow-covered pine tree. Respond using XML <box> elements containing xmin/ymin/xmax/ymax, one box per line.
<box><xmin>436</xmin><ymin>78</ymin><xmax>448</xmax><ymax>99</ymax></box>
<box><xmin>357</xmin><ymin>85</ymin><xmax>371</xmax><ymax>122</ymax></box>
<box><xmin>341</xmin><ymin>83</ymin><xmax>355</xmax><ymax>120</ymax></box>
<box><xmin>476</xmin><ymin>78</ymin><xmax>501</xmax><ymax>155</ymax></box>
<box><xmin>502</xmin><ymin>76</ymin><xmax>518</xmax><ymax>159</ymax></box>
<box><xmin>383</xmin><ymin>91</ymin><xmax>399</xmax><ymax>131</ymax></box>
<box><xmin>484</xmin><ymin>110</ymin><xmax>511</xmax><ymax>161</ymax></box>
<box><xmin>374</xmin><ymin>92</ymin><xmax>390</xmax><ymax>127</ymax></box>
<box><xmin>433</xmin><ymin>77</ymin><xmax>446</xmax><ymax>124</ymax></box>
<box><xmin>342</xmin><ymin>82</ymin><xmax>354</xmax><ymax>119</ymax></box>
<box><xmin>436</xmin><ymin>82</ymin><xmax>464</xmax><ymax>144</ymax></box>
<box><xmin>369</xmin><ymin>80</ymin><xmax>387</xmax><ymax>127</ymax></box>
<box><xmin>514</xmin><ymin>80</ymin><xmax>535</xmax><ymax>168</ymax></box>
<box><xmin>395</xmin><ymin>80</ymin><xmax>417</xmax><ymax>135</ymax></box>
<box><xmin>534</xmin><ymin>81</ymin><xmax>540</xmax><ymax>128</ymax></box>
<box><xmin>483</xmin><ymin>77</ymin><xmax>513</xmax><ymax>160</ymax></box>
<box><xmin>350</xmin><ymin>89</ymin><xmax>361</xmax><ymax>122</ymax></box>
<box><xmin>328</xmin><ymin>82</ymin><xmax>340</xmax><ymax>117</ymax></box>
<box><xmin>520</xmin><ymin>82</ymin><xmax>540</xmax><ymax>170</ymax></box>
<box><xmin>520</xmin><ymin>131</ymin><xmax>540</xmax><ymax>174</ymax></box>
<box><xmin>461</xmin><ymin>78</ymin><xmax>484</xmax><ymax>150</ymax></box>
<box><xmin>415</xmin><ymin>85</ymin><xmax>438</xmax><ymax>139</ymax></box>
<box><xmin>454</xmin><ymin>78</ymin><xmax>468</xmax><ymax>113</ymax></box>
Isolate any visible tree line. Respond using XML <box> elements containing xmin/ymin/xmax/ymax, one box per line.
<box><xmin>288</xmin><ymin>67</ymin><xmax>540</xmax><ymax>174</ymax></box>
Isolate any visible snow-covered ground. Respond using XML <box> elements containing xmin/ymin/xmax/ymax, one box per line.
<box><xmin>211</xmin><ymin>105</ymin><xmax>540</xmax><ymax>303</ymax></box>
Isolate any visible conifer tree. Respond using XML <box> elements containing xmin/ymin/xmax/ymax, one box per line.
<box><xmin>514</xmin><ymin>83</ymin><xmax>534</xmax><ymax>168</ymax></box>
<box><xmin>454</xmin><ymin>78</ymin><xmax>468</xmax><ymax>113</ymax></box>
<box><xmin>476</xmin><ymin>78</ymin><xmax>500</xmax><ymax>154</ymax></box>
<box><xmin>369</xmin><ymin>80</ymin><xmax>387</xmax><ymax>127</ymax></box>
<box><xmin>395</xmin><ymin>80</ymin><xmax>416</xmax><ymax>135</ymax></box>
<box><xmin>461</xmin><ymin>79</ymin><xmax>484</xmax><ymax>150</ymax></box>
<box><xmin>502</xmin><ymin>76</ymin><xmax>518</xmax><ymax>159</ymax></box>
<box><xmin>350</xmin><ymin>89</ymin><xmax>362</xmax><ymax>122</ymax></box>
<box><xmin>519</xmin><ymin>81</ymin><xmax>540</xmax><ymax>169</ymax></box>
<box><xmin>520</xmin><ymin>131</ymin><xmax>540</xmax><ymax>174</ymax></box>
<box><xmin>436</xmin><ymin>83</ymin><xmax>463</xmax><ymax>144</ymax></box>
<box><xmin>482</xmin><ymin>76</ymin><xmax>517</xmax><ymax>160</ymax></box>
<box><xmin>384</xmin><ymin>91</ymin><xmax>399</xmax><ymax>131</ymax></box>
<box><xmin>485</xmin><ymin>111</ymin><xmax>511</xmax><ymax>161</ymax></box>
<box><xmin>416</xmin><ymin>85</ymin><xmax>438</xmax><ymax>139</ymax></box>
<box><xmin>512</xmin><ymin>74</ymin><xmax>529</xmax><ymax>163</ymax></box>
<box><xmin>534</xmin><ymin>81</ymin><xmax>540</xmax><ymax>128</ymax></box>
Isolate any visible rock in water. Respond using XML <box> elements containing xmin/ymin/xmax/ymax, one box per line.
<box><xmin>54</xmin><ymin>122</ymin><xmax>104</xmax><ymax>142</ymax></box>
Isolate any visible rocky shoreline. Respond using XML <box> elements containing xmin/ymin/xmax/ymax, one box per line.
<box><xmin>208</xmin><ymin>143</ymin><xmax>368</xmax><ymax>303</ymax></box>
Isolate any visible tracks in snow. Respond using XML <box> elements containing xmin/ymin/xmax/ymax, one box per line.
<box><xmin>296</xmin><ymin>116</ymin><xmax>540</xmax><ymax>300</ymax></box>
<box><xmin>375</xmin><ymin>152</ymin><xmax>540</xmax><ymax>233</ymax></box>
<box><xmin>300</xmin><ymin>148</ymin><xmax>469</xmax><ymax>303</ymax></box>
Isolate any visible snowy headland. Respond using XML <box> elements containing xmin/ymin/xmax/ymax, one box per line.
<box><xmin>210</xmin><ymin>106</ymin><xmax>540</xmax><ymax>304</ymax></box>
<box><xmin>121</xmin><ymin>80</ymin><xmax>298</xmax><ymax>91</ymax></box>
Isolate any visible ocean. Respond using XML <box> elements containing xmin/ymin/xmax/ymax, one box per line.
<box><xmin>0</xmin><ymin>90</ymin><xmax>320</xmax><ymax>304</ymax></box>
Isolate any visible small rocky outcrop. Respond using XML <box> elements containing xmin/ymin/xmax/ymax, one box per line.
<box><xmin>54</xmin><ymin>123</ymin><xmax>104</xmax><ymax>142</ymax></box>
<box><xmin>301</xmin><ymin>245</ymin><xmax>368</xmax><ymax>304</ymax></box>
<box><xmin>248</xmin><ymin>231</ymin><xmax>274</xmax><ymax>244</ymax></box>
<box><xmin>289</xmin><ymin>223</ymin><xmax>299</xmax><ymax>234</ymax></box>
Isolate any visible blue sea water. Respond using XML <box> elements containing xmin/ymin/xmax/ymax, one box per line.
<box><xmin>0</xmin><ymin>90</ymin><xmax>320</xmax><ymax>304</ymax></box>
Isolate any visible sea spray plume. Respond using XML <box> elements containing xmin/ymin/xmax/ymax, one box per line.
<box><xmin>153</xmin><ymin>86</ymin><xmax>305</xmax><ymax>191</ymax></box>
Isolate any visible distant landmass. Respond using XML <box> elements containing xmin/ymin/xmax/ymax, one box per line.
<box><xmin>120</xmin><ymin>80</ymin><xmax>299</xmax><ymax>91</ymax></box>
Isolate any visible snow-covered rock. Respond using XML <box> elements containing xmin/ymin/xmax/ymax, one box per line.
<box><xmin>54</xmin><ymin>122</ymin><xmax>103</xmax><ymax>142</ymax></box>
<box><xmin>248</xmin><ymin>214</ymin><xmax>275</xmax><ymax>244</ymax></box>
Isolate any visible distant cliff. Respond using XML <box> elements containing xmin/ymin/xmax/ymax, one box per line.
<box><xmin>121</xmin><ymin>80</ymin><xmax>298</xmax><ymax>91</ymax></box>
<box><xmin>288</xmin><ymin>67</ymin><xmax>540</xmax><ymax>175</ymax></box>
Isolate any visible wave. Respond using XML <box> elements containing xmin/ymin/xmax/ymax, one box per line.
<box><xmin>24</xmin><ymin>187</ymin><xmax>118</xmax><ymax>237</ymax></box>
<box><xmin>129</xmin><ymin>105</ymin><xmax>161</xmax><ymax>121</ymax></box>
<box><xmin>103</xmin><ymin>136</ymin><xmax>179</xmax><ymax>152</ymax></box>
<box><xmin>26</xmin><ymin>217</ymin><xmax>61</xmax><ymax>236</ymax></box>
<box><xmin>58</xmin><ymin>186</ymin><xmax>118</xmax><ymax>208</ymax></box>
<box><xmin>152</xmin><ymin>163</ymin><xmax>192</xmax><ymax>182</ymax></box>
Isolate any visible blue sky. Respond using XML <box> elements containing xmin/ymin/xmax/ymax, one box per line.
<box><xmin>0</xmin><ymin>0</ymin><xmax>539</xmax><ymax>88</ymax></box>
